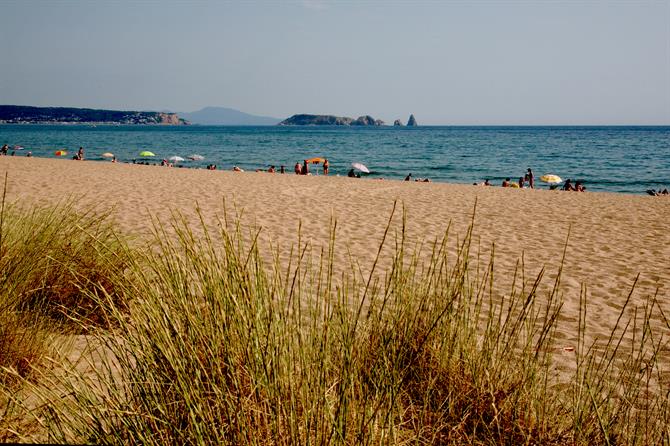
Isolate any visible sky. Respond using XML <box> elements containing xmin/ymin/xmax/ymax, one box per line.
<box><xmin>1</xmin><ymin>0</ymin><xmax>669</xmax><ymax>125</ymax></box>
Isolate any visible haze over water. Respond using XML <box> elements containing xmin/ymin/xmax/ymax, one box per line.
<box><xmin>2</xmin><ymin>124</ymin><xmax>668</xmax><ymax>194</ymax></box>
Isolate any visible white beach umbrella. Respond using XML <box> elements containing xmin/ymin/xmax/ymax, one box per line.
<box><xmin>188</xmin><ymin>154</ymin><xmax>204</xmax><ymax>161</ymax></box>
<box><xmin>539</xmin><ymin>174</ymin><xmax>562</xmax><ymax>184</ymax></box>
<box><xmin>351</xmin><ymin>162</ymin><xmax>370</xmax><ymax>174</ymax></box>
<box><xmin>101</xmin><ymin>152</ymin><xmax>114</xmax><ymax>158</ymax></box>
<box><xmin>169</xmin><ymin>156</ymin><xmax>185</xmax><ymax>163</ymax></box>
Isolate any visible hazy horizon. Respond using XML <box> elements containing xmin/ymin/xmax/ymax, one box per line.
<box><xmin>1</xmin><ymin>0</ymin><xmax>668</xmax><ymax>125</ymax></box>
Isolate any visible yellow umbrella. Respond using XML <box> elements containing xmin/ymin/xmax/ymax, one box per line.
<box><xmin>54</xmin><ymin>150</ymin><xmax>68</xmax><ymax>156</ymax></box>
<box><xmin>508</xmin><ymin>182</ymin><xmax>520</xmax><ymax>188</ymax></box>
<box><xmin>306</xmin><ymin>157</ymin><xmax>326</xmax><ymax>164</ymax></box>
<box><xmin>540</xmin><ymin>174</ymin><xmax>562</xmax><ymax>184</ymax></box>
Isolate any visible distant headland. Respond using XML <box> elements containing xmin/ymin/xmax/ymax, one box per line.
<box><xmin>0</xmin><ymin>105</ymin><xmax>188</xmax><ymax>125</ymax></box>
<box><xmin>279</xmin><ymin>114</ymin><xmax>418</xmax><ymax>127</ymax></box>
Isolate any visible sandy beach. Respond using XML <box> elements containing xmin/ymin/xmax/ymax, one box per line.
<box><xmin>2</xmin><ymin>156</ymin><xmax>669</xmax><ymax>366</ymax></box>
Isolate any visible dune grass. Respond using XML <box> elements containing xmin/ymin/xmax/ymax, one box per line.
<box><xmin>0</xmin><ymin>173</ymin><xmax>133</xmax><ymax>440</ymax></box>
<box><xmin>1</xmin><ymin>199</ymin><xmax>668</xmax><ymax>444</ymax></box>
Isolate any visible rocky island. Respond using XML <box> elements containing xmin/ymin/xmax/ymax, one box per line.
<box><xmin>407</xmin><ymin>114</ymin><xmax>418</xmax><ymax>126</ymax></box>
<box><xmin>279</xmin><ymin>114</ymin><xmax>384</xmax><ymax>126</ymax></box>
<box><xmin>0</xmin><ymin>105</ymin><xmax>189</xmax><ymax>125</ymax></box>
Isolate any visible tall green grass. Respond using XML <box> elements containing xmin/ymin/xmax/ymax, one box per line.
<box><xmin>2</xmin><ymin>201</ymin><xmax>669</xmax><ymax>444</ymax></box>
<box><xmin>0</xmin><ymin>174</ymin><xmax>132</xmax><ymax>441</ymax></box>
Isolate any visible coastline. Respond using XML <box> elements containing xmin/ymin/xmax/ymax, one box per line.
<box><xmin>2</xmin><ymin>124</ymin><xmax>668</xmax><ymax>195</ymax></box>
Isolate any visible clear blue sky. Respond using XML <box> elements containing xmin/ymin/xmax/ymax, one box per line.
<box><xmin>1</xmin><ymin>0</ymin><xmax>668</xmax><ymax>124</ymax></box>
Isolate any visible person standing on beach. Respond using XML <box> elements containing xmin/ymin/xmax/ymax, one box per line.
<box><xmin>77</xmin><ymin>147</ymin><xmax>85</xmax><ymax>160</ymax></box>
<box><xmin>294</xmin><ymin>162</ymin><xmax>301</xmax><ymax>175</ymax></box>
<box><xmin>1</xmin><ymin>144</ymin><xmax>8</xmax><ymax>155</ymax></box>
<box><xmin>280</xmin><ymin>165</ymin><xmax>285</xmax><ymax>174</ymax></box>
<box><xmin>302</xmin><ymin>160</ymin><xmax>309</xmax><ymax>175</ymax></box>
<box><xmin>527</xmin><ymin>168</ymin><xmax>534</xmax><ymax>188</ymax></box>
<box><xmin>323</xmin><ymin>159</ymin><xmax>329</xmax><ymax>175</ymax></box>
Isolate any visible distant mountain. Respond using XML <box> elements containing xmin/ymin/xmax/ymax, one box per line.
<box><xmin>180</xmin><ymin>107</ymin><xmax>280</xmax><ymax>125</ymax></box>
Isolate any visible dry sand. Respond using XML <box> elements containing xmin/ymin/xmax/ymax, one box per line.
<box><xmin>2</xmin><ymin>156</ymin><xmax>669</xmax><ymax>367</ymax></box>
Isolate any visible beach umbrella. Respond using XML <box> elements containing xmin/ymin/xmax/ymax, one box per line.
<box><xmin>539</xmin><ymin>174</ymin><xmax>562</xmax><ymax>184</ymax></box>
<box><xmin>306</xmin><ymin>157</ymin><xmax>326</xmax><ymax>164</ymax></box>
<box><xmin>13</xmin><ymin>145</ymin><xmax>24</xmax><ymax>150</ymax></box>
<box><xmin>168</xmin><ymin>156</ymin><xmax>185</xmax><ymax>163</ymax></box>
<box><xmin>351</xmin><ymin>162</ymin><xmax>370</xmax><ymax>174</ymax></box>
<box><xmin>54</xmin><ymin>150</ymin><xmax>68</xmax><ymax>156</ymax></box>
<box><xmin>139</xmin><ymin>151</ymin><xmax>156</xmax><ymax>157</ymax></box>
<box><xmin>188</xmin><ymin>154</ymin><xmax>204</xmax><ymax>161</ymax></box>
<box><xmin>101</xmin><ymin>152</ymin><xmax>114</xmax><ymax>158</ymax></box>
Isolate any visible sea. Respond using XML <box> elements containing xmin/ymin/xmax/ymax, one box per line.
<box><xmin>1</xmin><ymin>125</ymin><xmax>669</xmax><ymax>194</ymax></box>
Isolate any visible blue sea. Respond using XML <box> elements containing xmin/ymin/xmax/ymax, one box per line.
<box><xmin>1</xmin><ymin>125</ymin><xmax>668</xmax><ymax>194</ymax></box>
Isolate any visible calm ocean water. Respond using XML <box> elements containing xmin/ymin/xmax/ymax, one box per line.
<box><xmin>1</xmin><ymin>125</ymin><xmax>668</xmax><ymax>194</ymax></box>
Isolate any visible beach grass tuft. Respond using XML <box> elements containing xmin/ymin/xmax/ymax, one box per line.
<box><xmin>1</xmin><ymin>199</ymin><xmax>668</xmax><ymax>444</ymax></box>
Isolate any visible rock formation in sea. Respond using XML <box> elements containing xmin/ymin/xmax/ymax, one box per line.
<box><xmin>393</xmin><ymin>119</ymin><xmax>403</xmax><ymax>126</ymax></box>
<box><xmin>279</xmin><ymin>114</ymin><xmax>383</xmax><ymax>126</ymax></box>
<box><xmin>407</xmin><ymin>114</ymin><xmax>417</xmax><ymax>126</ymax></box>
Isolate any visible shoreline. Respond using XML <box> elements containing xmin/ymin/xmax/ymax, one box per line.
<box><xmin>2</xmin><ymin>124</ymin><xmax>668</xmax><ymax>195</ymax></box>
<box><xmin>2</xmin><ymin>152</ymin><xmax>668</xmax><ymax>196</ymax></box>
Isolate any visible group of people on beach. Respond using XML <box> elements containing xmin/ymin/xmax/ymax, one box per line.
<box><xmin>480</xmin><ymin>168</ymin><xmax>536</xmax><ymax>188</ymax></box>
<box><xmin>5</xmin><ymin>143</ymin><xmax>667</xmax><ymax>196</ymax></box>
<box><xmin>560</xmin><ymin>179</ymin><xmax>586</xmax><ymax>192</ymax></box>
<box><xmin>290</xmin><ymin>159</ymin><xmax>330</xmax><ymax>176</ymax></box>
<box><xmin>647</xmin><ymin>188</ymin><xmax>669</xmax><ymax>196</ymax></box>
<box><xmin>478</xmin><ymin>169</ymin><xmax>587</xmax><ymax>192</ymax></box>
<box><xmin>1</xmin><ymin>143</ymin><xmax>31</xmax><ymax>157</ymax></box>
<box><xmin>404</xmin><ymin>173</ymin><xmax>431</xmax><ymax>182</ymax></box>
